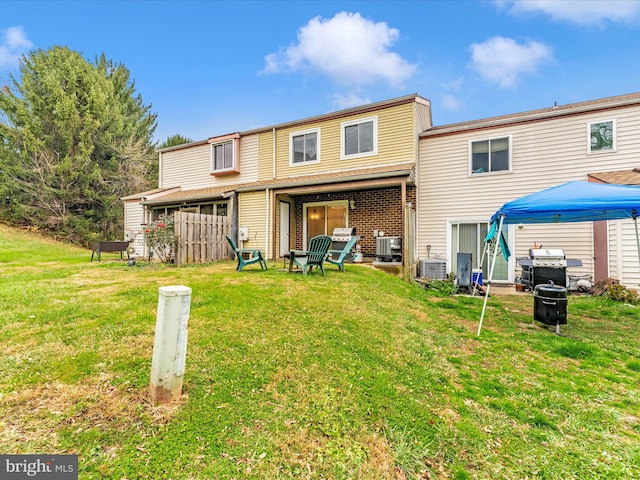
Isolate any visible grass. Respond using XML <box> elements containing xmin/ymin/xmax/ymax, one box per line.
<box><xmin>1</xmin><ymin>223</ymin><xmax>639</xmax><ymax>479</ymax></box>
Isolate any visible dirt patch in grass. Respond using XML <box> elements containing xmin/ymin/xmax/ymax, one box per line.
<box><xmin>0</xmin><ymin>372</ymin><xmax>179</xmax><ymax>452</ymax></box>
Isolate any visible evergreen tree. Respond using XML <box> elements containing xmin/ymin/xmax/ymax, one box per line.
<box><xmin>159</xmin><ymin>134</ymin><xmax>193</xmax><ymax>149</ymax></box>
<box><xmin>0</xmin><ymin>46</ymin><xmax>157</xmax><ymax>244</ymax></box>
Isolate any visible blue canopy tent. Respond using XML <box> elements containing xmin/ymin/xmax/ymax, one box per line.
<box><xmin>477</xmin><ymin>181</ymin><xmax>640</xmax><ymax>335</ymax></box>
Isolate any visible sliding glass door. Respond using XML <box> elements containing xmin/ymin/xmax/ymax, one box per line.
<box><xmin>451</xmin><ymin>221</ymin><xmax>509</xmax><ymax>281</ymax></box>
<box><xmin>304</xmin><ymin>201</ymin><xmax>348</xmax><ymax>247</ymax></box>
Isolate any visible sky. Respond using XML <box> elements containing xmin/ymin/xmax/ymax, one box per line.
<box><xmin>2</xmin><ymin>0</ymin><xmax>640</xmax><ymax>143</ymax></box>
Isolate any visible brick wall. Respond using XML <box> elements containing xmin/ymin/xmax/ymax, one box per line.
<box><xmin>293</xmin><ymin>185</ymin><xmax>416</xmax><ymax>256</ymax></box>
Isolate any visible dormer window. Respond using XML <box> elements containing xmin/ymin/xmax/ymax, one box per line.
<box><xmin>209</xmin><ymin>134</ymin><xmax>240</xmax><ymax>175</ymax></box>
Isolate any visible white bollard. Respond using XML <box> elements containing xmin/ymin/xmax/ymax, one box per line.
<box><xmin>150</xmin><ymin>285</ymin><xmax>192</xmax><ymax>405</ymax></box>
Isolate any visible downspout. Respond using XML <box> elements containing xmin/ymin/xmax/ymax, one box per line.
<box><xmin>265</xmin><ymin>188</ymin><xmax>270</xmax><ymax>259</ymax></box>
<box><xmin>272</xmin><ymin>127</ymin><xmax>276</xmax><ymax>179</ymax></box>
<box><xmin>633</xmin><ymin>210</ymin><xmax>640</xmax><ymax>280</ymax></box>
<box><xmin>270</xmin><ymin>127</ymin><xmax>276</xmax><ymax>259</ymax></box>
<box><xmin>401</xmin><ymin>179</ymin><xmax>407</xmax><ymax>279</ymax></box>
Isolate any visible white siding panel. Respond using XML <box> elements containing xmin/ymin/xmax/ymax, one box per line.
<box><xmin>418</xmin><ymin>103</ymin><xmax>640</xmax><ymax>286</ymax></box>
<box><xmin>124</xmin><ymin>201</ymin><xmax>146</xmax><ymax>257</ymax></box>
<box><xmin>161</xmin><ymin>135</ymin><xmax>260</xmax><ymax>190</ymax></box>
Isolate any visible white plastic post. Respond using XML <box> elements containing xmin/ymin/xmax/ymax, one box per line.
<box><xmin>150</xmin><ymin>285</ymin><xmax>192</xmax><ymax>405</ymax></box>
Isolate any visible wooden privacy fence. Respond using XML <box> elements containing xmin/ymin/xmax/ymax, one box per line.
<box><xmin>174</xmin><ymin>212</ymin><xmax>230</xmax><ymax>266</ymax></box>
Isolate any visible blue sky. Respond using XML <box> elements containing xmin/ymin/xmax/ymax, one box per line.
<box><xmin>2</xmin><ymin>0</ymin><xmax>640</xmax><ymax>143</ymax></box>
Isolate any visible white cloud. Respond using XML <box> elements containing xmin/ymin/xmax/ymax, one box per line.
<box><xmin>329</xmin><ymin>91</ymin><xmax>372</xmax><ymax>111</ymax></box>
<box><xmin>262</xmin><ymin>12</ymin><xmax>416</xmax><ymax>88</ymax></box>
<box><xmin>498</xmin><ymin>0</ymin><xmax>640</xmax><ymax>26</ymax></box>
<box><xmin>441</xmin><ymin>94</ymin><xmax>463</xmax><ymax>111</ymax></box>
<box><xmin>0</xmin><ymin>26</ymin><xmax>32</xmax><ymax>69</ymax></box>
<box><xmin>469</xmin><ymin>36</ymin><xmax>553</xmax><ymax>88</ymax></box>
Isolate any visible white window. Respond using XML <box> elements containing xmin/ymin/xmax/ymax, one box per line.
<box><xmin>210</xmin><ymin>140</ymin><xmax>235</xmax><ymax>173</ymax></box>
<box><xmin>341</xmin><ymin>116</ymin><xmax>378</xmax><ymax>159</ymax></box>
<box><xmin>589</xmin><ymin>120</ymin><xmax>616</xmax><ymax>153</ymax></box>
<box><xmin>290</xmin><ymin>128</ymin><xmax>320</xmax><ymax>165</ymax></box>
<box><xmin>470</xmin><ymin>136</ymin><xmax>511</xmax><ymax>174</ymax></box>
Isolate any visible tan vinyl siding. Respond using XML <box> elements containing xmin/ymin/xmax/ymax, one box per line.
<box><xmin>238</xmin><ymin>190</ymin><xmax>268</xmax><ymax>253</ymax></box>
<box><xmin>272</xmin><ymin>103</ymin><xmax>417</xmax><ymax>178</ymax></box>
<box><xmin>418</xmin><ymin>103</ymin><xmax>640</xmax><ymax>284</ymax></box>
<box><xmin>161</xmin><ymin>135</ymin><xmax>260</xmax><ymax>189</ymax></box>
<box><xmin>258</xmin><ymin>131</ymin><xmax>275</xmax><ymax>181</ymax></box>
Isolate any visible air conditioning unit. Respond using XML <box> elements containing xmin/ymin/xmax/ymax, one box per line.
<box><xmin>419</xmin><ymin>259</ymin><xmax>447</xmax><ymax>280</ymax></box>
<box><xmin>376</xmin><ymin>236</ymin><xmax>402</xmax><ymax>262</ymax></box>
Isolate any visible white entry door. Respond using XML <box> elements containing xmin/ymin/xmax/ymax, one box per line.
<box><xmin>280</xmin><ymin>202</ymin><xmax>290</xmax><ymax>257</ymax></box>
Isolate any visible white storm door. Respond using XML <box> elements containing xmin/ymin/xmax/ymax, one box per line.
<box><xmin>280</xmin><ymin>202</ymin><xmax>290</xmax><ymax>257</ymax></box>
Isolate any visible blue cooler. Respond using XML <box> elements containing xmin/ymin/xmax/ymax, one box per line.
<box><xmin>472</xmin><ymin>269</ymin><xmax>483</xmax><ymax>286</ymax></box>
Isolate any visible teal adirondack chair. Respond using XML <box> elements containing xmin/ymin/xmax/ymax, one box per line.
<box><xmin>326</xmin><ymin>236</ymin><xmax>358</xmax><ymax>272</ymax></box>
<box><xmin>225</xmin><ymin>235</ymin><xmax>267</xmax><ymax>272</ymax></box>
<box><xmin>288</xmin><ymin>235</ymin><xmax>331</xmax><ymax>276</ymax></box>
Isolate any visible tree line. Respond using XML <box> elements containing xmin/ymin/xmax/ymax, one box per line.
<box><xmin>0</xmin><ymin>45</ymin><xmax>190</xmax><ymax>245</ymax></box>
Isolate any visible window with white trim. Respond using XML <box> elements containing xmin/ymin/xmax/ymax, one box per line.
<box><xmin>290</xmin><ymin>128</ymin><xmax>319</xmax><ymax>165</ymax></box>
<box><xmin>210</xmin><ymin>140</ymin><xmax>235</xmax><ymax>173</ymax></box>
<box><xmin>470</xmin><ymin>136</ymin><xmax>511</xmax><ymax>174</ymax></box>
<box><xmin>589</xmin><ymin>120</ymin><xmax>616</xmax><ymax>153</ymax></box>
<box><xmin>341</xmin><ymin>116</ymin><xmax>377</xmax><ymax>159</ymax></box>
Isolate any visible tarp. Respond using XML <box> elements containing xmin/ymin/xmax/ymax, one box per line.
<box><xmin>478</xmin><ymin>180</ymin><xmax>640</xmax><ymax>336</ymax></box>
<box><xmin>490</xmin><ymin>180</ymin><xmax>640</xmax><ymax>226</ymax></box>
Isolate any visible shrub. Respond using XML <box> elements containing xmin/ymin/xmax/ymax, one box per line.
<box><xmin>604</xmin><ymin>283</ymin><xmax>639</xmax><ymax>304</ymax></box>
<box><xmin>144</xmin><ymin>214</ymin><xmax>176</xmax><ymax>263</ymax></box>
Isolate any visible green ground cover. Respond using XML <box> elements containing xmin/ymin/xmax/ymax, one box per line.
<box><xmin>1</xmin><ymin>223</ymin><xmax>639</xmax><ymax>479</ymax></box>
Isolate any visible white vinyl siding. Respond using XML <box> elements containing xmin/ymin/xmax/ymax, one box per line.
<box><xmin>609</xmin><ymin>219</ymin><xmax>640</xmax><ymax>290</ymax></box>
<box><xmin>418</xmin><ymin>104</ymin><xmax>640</xmax><ymax>287</ymax></box>
<box><xmin>160</xmin><ymin>135</ymin><xmax>260</xmax><ymax>189</ymax></box>
<box><xmin>123</xmin><ymin>200</ymin><xmax>146</xmax><ymax>258</ymax></box>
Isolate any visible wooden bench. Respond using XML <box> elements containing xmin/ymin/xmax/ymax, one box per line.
<box><xmin>91</xmin><ymin>241</ymin><xmax>131</xmax><ymax>262</ymax></box>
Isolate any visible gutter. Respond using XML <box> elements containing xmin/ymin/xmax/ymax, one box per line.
<box><xmin>234</xmin><ymin>168</ymin><xmax>414</xmax><ymax>193</ymax></box>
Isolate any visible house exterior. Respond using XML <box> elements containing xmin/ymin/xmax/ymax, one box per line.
<box><xmin>123</xmin><ymin>94</ymin><xmax>432</xmax><ymax>271</ymax></box>
<box><xmin>417</xmin><ymin>92</ymin><xmax>640</xmax><ymax>290</ymax></box>
<box><xmin>123</xmin><ymin>91</ymin><xmax>640</xmax><ymax>289</ymax></box>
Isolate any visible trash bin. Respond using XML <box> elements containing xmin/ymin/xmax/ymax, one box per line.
<box><xmin>533</xmin><ymin>281</ymin><xmax>567</xmax><ymax>330</ymax></box>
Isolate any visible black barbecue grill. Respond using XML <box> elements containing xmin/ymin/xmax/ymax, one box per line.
<box><xmin>518</xmin><ymin>248</ymin><xmax>582</xmax><ymax>291</ymax></box>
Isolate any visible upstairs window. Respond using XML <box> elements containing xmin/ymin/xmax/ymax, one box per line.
<box><xmin>589</xmin><ymin>120</ymin><xmax>616</xmax><ymax>153</ymax></box>
<box><xmin>209</xmin><ymin>135</ymin><xmax>240</xmax><ymax>175</ymax></box>
<box><xmin>212</xmin><ymin>141</ymin><xmax>233</xmax><ymax>171</ymax></box>
<box><xmin>470</xmin><ymin>137</ymin><xmax>511</xmax><ymax>174</ymax></box>
<box><xmin>341</xmin><ymin>116</ymin><xmax>378</xmax><ymax>159</ymax></box>
<box><xmin>290</xmin><ymin>128</ymin><xmax>319</xmax><ymax>165</ymax></box>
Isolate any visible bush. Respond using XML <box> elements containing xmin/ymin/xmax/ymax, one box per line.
<box><xmin>604</xmin><ymin>283</ymin><xmax>639</xmax><ymax>304</ymax></box>
<box><xmin>144</xmin><ymin>214</ymin><xmax>176</xmax><ymax>263</ymax></box>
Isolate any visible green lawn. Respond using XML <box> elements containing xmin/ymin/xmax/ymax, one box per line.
<box><xmin>1</xmin><ymin>223</ymin><xmax>639</xmax><ymax>479</ymax></box>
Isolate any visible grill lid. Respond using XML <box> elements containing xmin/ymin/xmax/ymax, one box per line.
<box><xmin>331</xmin><ymin>227</ymin><xmax>356</xmax><ymax>241</ymax></box>
<box><xmin>529</xmin><ymin>248</ymin><xmax>565</xmax><ymax>259</ymax></box>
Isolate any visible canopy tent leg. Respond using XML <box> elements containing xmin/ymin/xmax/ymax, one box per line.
<box><xmin>477</xmin><ymin>215</ymin><xmax>505</xmax><ymax>336</ymax></box>
<box><xmin>634</xmin><ymin>214</ymin><xmax>640</xmax><ymax>278</ymax></box>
